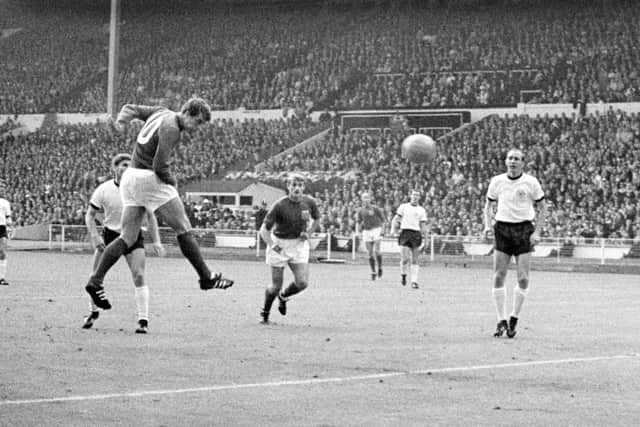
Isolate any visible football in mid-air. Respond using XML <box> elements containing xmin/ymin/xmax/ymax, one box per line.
<box><xmin>401</xmin><ymin>134</ymin><xmax>437</xmax><ymax>163</ymax></box>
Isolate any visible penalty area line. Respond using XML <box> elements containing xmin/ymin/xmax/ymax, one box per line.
<box><xmin>1</xmin><ymin>353</ymin><xmax>638</xmax><ymax>406</ymax></box>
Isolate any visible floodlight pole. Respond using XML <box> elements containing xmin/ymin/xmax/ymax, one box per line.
<box><xmin>107</xmin><ymin>0</ymin><xmax>121</xmax><ymax>118</ymax></box>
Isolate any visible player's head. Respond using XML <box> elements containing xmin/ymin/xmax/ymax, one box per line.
<box><xmin>287</xmin><ymin>173</ymin><xmax>306</xmax><ymax>199</ymax></box>
<box><xmin>111</xmin><ymin>153</ymin><xmax>131</xmax><ymax>183</ymax></box>
<box><xmin>409</xmin><ymin>189</ymin><xmax>421</xmax><ymax>205</ymax></box>
<box><xmin>505</xmin><ymin>148</ymin><xmax>525</xmax><ymax>177</ymax></box>
<box><xmin>180</xmin><ymin>97</ymin><xmax>212</xmax><ymax>130</ymax></box>
<box><xmin>361</xmin><ymin>192</ymin><xmax>372</xmax><ymax>206</ymax></box>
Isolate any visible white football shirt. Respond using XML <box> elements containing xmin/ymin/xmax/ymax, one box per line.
<box><xmin>486</xmin><ymin>173</ymin><xmax>544</xmax><ymax>222</ymax></box>
<box><xmin>0</xmin><ymin>198</ymin><xmax>11</xmax><ymax>226</ymax></box>
<box><xmin>89</xmin><ymin>179</ymin><xmax>123</xmax><ymax>232</ymax></box>
<box><xmin>396</xmin><ymin>203</ymin><xmax>427</xmax><ymax>231</ymax></box>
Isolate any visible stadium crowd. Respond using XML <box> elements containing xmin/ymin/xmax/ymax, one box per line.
<box><xmin>3</xmin><ymin>0</ymin><xmax>640</xmax><ymax>113</ymax></box>
<box><xmin>260</xmin><ymin>110</ymin><xmax>640</xmax><ymax>242</ymax></box>
<box><xmin>2</xmin><ymin>0</ymin><xmax>640</xmax><ymax>244</ymax></box>
<box><xmin>0</xmin><ymin>115</ymin><xmax>320</xmax><ymax>227</ymax></box>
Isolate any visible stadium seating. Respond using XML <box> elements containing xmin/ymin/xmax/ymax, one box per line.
<box><xmin>0</xmin><ymin>116</ymin><xmax>320</xmax><ymax>227</ymax></box>
<box><xmin>2</xmin><ymin>1</ymin><xmax>640</xmax><ymax>113</ymax></box>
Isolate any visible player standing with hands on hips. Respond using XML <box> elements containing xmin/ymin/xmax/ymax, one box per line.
<box><xmin>484</xmin><ymin>148</ymin><xmax>547</xmax><ymax>338</ymax></box>
<box><xmin>259</xmin><ymin>173</ymin><xmax>320</xmax><ymax>324</ymax></box>
<box><xmin>391</xmin><ymin>189</ymin><xmax>428</xmax><ymax>289</ymax></box>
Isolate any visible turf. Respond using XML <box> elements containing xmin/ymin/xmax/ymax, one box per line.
<box><xmin>1</xmin><ymin>252</ymin><xmax>638</xmax><ymax>426</ymax></box>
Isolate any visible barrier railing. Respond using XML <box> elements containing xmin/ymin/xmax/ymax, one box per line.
<box><xmin>45</xmin><ymin>224</ymin><xmax>640</xmax><ymax>265</ymax></box>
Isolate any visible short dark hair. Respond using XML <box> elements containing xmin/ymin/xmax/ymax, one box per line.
<box><xmin>111</xmin><ymin>153</ymin><xmax>131</xmax><ymax>167</ymax></box>
<box><xmin>180</xmin><ymin>97</ymin><xmax>211</xmax><ymax>123</ymax></box>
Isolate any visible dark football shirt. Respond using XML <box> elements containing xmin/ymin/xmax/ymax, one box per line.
<box><xmin>264</xmin><ymin>195</ymin><xmax>320</xmax><ymax>239</ymax></box>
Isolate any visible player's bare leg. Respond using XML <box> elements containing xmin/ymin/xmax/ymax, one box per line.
<box><xmin>492</xmin><ymin>250</ymin><xmax>510</xmax><ymax>337</ymax></box>
<box><xmin>508</xmin><ymin>253</ymin><xmax>531</xmax><ymax>338</ymax></box>
<box><xmin>261</xmin><ymin>266</ymin><xmax>284</xmax><ymax>323</ymax></box>
<box><xmin>156</xmin><ymin>198</ymin><xmax>232</xmax><ymax>290</ymax></box>
<box><xmin>278</xmin><ymin>262</ymin><xmax>309</xmax><ymax>316</ymax></box>
<box><xmin>85</xmin><ymin>206</ymin><xmax>146</xmax><ymax>310</ymax></box>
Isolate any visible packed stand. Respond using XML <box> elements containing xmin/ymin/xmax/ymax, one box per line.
<box><xmin>4</xmin><ymin>0</ymin><xmax>640</xmax><ymax>114</ymax></box>
<box><xmin>0</xmin><ymin>115</ymin><xmax>318</xmax><ymax>226</ymax></box>
<box><xmin>260</xmin><ymin>110</ymin><xmax>640</xmax><ymax>241</ymax></box>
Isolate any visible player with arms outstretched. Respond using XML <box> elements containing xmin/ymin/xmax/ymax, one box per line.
<box><xmin>85</xmin><ymin>98</ymin><xmax>233</xmax><ymax>311</ymax></box>
<box><xmin>484</xmin><ymin>148</ymin><xmax>547</xmax><ymax>338</ymax></box>
<box><xmin>0</xmin><ymin>180</ymin><xmax>11</xmax><ymax>286</ymax></box>
<box><xmin>83</xmin><ymin>153</ymin><xmax>165</xmax><ymax>333</ymax></box>
<box><xmin>357</xmin><ymin>192</ymin><xmax>386</xmax><ymax>280</ymax></box>
<box><xmin>259</xmin><ymin>174</ymin><xmax>320</xmax><ymax>323</ymax></box>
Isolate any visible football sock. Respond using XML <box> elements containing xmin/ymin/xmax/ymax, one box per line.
<box><xmin>512</xmin><ymin>286</ymin><xmax>528</xmax><ymax>317</ymax></box>
<box><xmin>281</xmin><ymin>281</ymin><xmax>300</xmax><ymax>299</ymax></box>
<box><xmin>376</xmin><ymin>254</ymin><xmax>382</xmax><ymax>269</ymax></box>
<box><xmin>410</xmin><ymin>264</ymin><xmax>419</xmax><ymax>283</ymax></box>
<box><xmin>492</xmin><ymin>287</ymin><xmax>506</xmax><ymax>320</ymax></box>
<box><xmin>0</xmin><ymin>259</ymin><xmax>6</xmax><ymax>279</ymax></box>
<box><xmin>134</xmin><ymin>286</ymin><xmax>149</xmax><ymax>321</ymax></box>
<box><xmin>177</xmin><ymin>232</ymin><xmax>211</xmax><ymax>280</ymax></box>
<box><xmin>263</xmin><ymin>288</ymin><xmax>278</xmax><ymax>313</ymax></box>
<box><xmin>91</xmin><ymin>238</ymin><xmax>127</xmax><ymax>283</ymax></box>
<box><xmin>368</xmin><ymin>256</ymin><xmax>376</xmax><ymax>272</ymax></box>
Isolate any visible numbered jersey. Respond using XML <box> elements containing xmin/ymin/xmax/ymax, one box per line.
<box><xmin>116</xmin><ymin>104</ymin><xmax>179</xmax><ymax>186</ymax></box>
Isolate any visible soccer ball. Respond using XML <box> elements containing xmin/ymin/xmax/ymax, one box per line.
<box><xmin>401</xmin><ymin>134</ymin><xmax>437</xmax><ymax>163</ymax></box>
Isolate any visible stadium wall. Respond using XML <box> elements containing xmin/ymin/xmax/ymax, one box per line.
<box><xmin>4</xmin><ymin>102</ymin><xmax>640</xmax><ymax>134</ymax></box>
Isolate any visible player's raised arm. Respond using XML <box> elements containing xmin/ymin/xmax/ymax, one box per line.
<box><xmin>116</xmin><ymin>104</ymin><xmax>165</xmax><ymax>127</ymax></box>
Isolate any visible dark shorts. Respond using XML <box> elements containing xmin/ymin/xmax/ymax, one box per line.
<box><xmin>494</xmin><ymin>221</ymin><xmax>534</xmax><ymax>256</ymax></box>
<box><xmin>398</xmin><ymin>229</ymin><xmax>422</xmax><ymax>249</ymax></box>
<box><xmin>0</xmin><ymin>225</ymin><xmax>7</xmax><ymax>239</ymax></box>
<box><xmin>103</xmin><ymin>228</ymin><xmax>144</xmax><ymax>255</ymax></box>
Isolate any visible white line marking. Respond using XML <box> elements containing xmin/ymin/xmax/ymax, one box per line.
<box><xmin>1</xmin><ymin>353</ymin><xmax>637</xmax><ymax>406</ymax></box>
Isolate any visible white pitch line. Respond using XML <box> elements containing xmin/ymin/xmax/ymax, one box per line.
<box><xmin>1</xmin><ymin>353</ymin><xmax>638</xmax><ymax>406</ymax></box>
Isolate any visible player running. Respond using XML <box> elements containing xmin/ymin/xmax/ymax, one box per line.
<box><xmin>357</xmin><ymin>192</ymin><xmax>386</xmax><ymax>280</ymax></box>
<box><xmin>259</xmin><ymin>173</ymin><xmax>320</xmax><ymax>324</ymax></box>
<box><xmin>391</xmin><ymin>189</ymin><xmax>429</xmax><ymax>289</ymax></box>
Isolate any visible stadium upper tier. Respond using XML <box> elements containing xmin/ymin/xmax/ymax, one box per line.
<box><xmin>1</xmin><ymin>0</ymin><xmax>639</xmax><ymax>114</ymax></box>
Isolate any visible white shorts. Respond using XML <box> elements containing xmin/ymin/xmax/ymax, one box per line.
<box><xmin>362</xmin><ymin>227</ymin><xmax>382</xmax><ymax>243</ymax></box>
<box><xmin>120</xmin><ymin>168</ymin><xmax>179</xmax><ymax>212</ymax></box>
<box><xmin>266</xmin><ymin>236</ymin><xmax>310</xmax><ymax>267</ymax></box>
